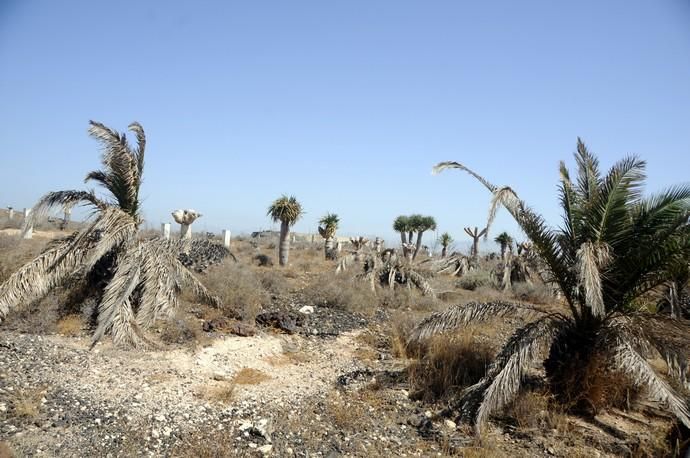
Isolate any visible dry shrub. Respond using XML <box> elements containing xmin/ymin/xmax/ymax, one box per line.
<box><xmin>156</xmin><ymin>313</ymin><xmax>211</xmax><ymax>349</ymax></box>
<box><xmin>505</xmin><ymin>391</ymin><xmax>570</xmax><ymax>432</ymax></box>
<box><xmin>256</xmin><ymin>269</ymin><xmax>290</xmax><ymax>295</ymax></box>
<box><xmin>511</xmin><ymin>282</ymin><xmax>553</xmax><ymax>305</ymax></box>
<box><xmin>201</xmin><ymin>262</ymin><xmax>269</xmax><ymax>321</ymax></box>
<box><xmin>388</xmin><ymin>311</ymin><xmax>419</xmax><ymax>358</ymax></box>
<box><xmin>55</xmin><ymin>314</ymin><xmax>83</xmax><ymax>336</ymax></box>
<box><xmin>8</xmin><ymin>386</ymin><xmax>47</xmax><ymax>419</ymax></box>
<box><xmin>407</xmin><ymin>332</ymin><xmax>494</xmax><ymax>402</ymax></box>
<box><xmin>232</xmin><ymin>368</ymin><xmax>270</xmax><ymax>385</ymax></box>
<box><xmin>378</xmin><ymin>287</ymin><xmax>437</xmax><ymax>312</ymax></box>
<box><xmin>457</xmin><ymin>269</ymin><xmax>494</xmax><ymax>291</ymax></box>
<box><xmin>301</xmin><ymin>273</ymin><xmax>378</xmax><ymax>314</ymax></box>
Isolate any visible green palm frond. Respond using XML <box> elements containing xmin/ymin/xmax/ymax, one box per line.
<box><xmin>267</xmin><ymin>195</ymin><xmax>303</xmax><ymax>225</ymax></box>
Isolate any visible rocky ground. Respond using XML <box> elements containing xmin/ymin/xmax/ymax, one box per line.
<box><xmin>0</xmin><ymin>305</ymin><xmax>678</xmax><ymax>458</ymax></box>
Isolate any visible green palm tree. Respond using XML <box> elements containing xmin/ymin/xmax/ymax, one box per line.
<box><xmin>0</xmin><ymin>121</ymin><xmax>219</xmax><ymax>348</ymax></box>
<box><xmin>268</xmin><ymin>195</ymin><xmax>303</xmax><ymax>266</ymax></box>
<box><xmin>318</xmin><ymin>213</ymin><xmax>339</xmax><ymax>260</ymax></box>
<box><xmin>411</xmin><ymin>139</ymin><xmax>690</xmax><ymax>433</ymax></box>
<box><xmin>439</xmin><ymin>232</ymin><xmax>453</xmax><ymax>258</ymax></box>
<box><xmin>494</xmin><ymin>231</ymin><xmax>513</xmax><ymax>259</ymax></box>
<box><xmin>412</xmin><ymin>215</ymin><xmax>437</xmax><ymax>259</ymax></box>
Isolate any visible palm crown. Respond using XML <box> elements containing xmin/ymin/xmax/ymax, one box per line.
<box><xmin>411</xmin><ymin>139</ymin><xmax>690</xmax><ymax>432</ymax></box>
<box><xmin>0</xmin><ymin>121</ymin><xmax>219</xmax><ymax>348</ymax></box>
<box><xmin>318</xmin><ymin>213</ymin><xmax>340</xmax><ymax>239</ymax></box>
<box><xmin>268</xmin><ymin>196</ymin><xmax>303</xmax><ymax>226</ymax></box>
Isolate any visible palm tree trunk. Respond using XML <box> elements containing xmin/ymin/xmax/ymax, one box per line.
<box><xmin>408</xmin><ymin>231</ymin><xmax>414</xmax><ymax>245</ymax></box>
<box><xmin>471</xmin><ymin>237</ymin><xmax>479</xmax><ymax>258</ymax></box>
<box><xmin>324</xmin><ymin>237</ymin><xmax>335</xmax><ymax>260</ymax></box>
<box><xmin>279</xmin><ymin>220</ymin><xmax>290</xmax><ymax>266</ymax></box>
<box><xmin>500</xmin><ymin>243</ymin><xmax>506</xmax><ymax>260</ymax></box>
<box><xmin>413</xmin><ymin>231</ymin><xmax>424</xmax><ymax>260</ymax></box>
<box><xmin>442</xmin><ymin>245</ymin><xmax>447</xmax><ymax>258</ymax></box>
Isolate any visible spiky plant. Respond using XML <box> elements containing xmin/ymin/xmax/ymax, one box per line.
<box><xmin>0</xmin><ymin>121</ymin><xmax>219</xmax><ymax>349</ymax></box>
<box><xmin>318</xmin><ymin>213</ymin><xmax>339</xmax><ymax>260</ymax></box>
<box><xmin>494</xmin><ymin>232</ymin><xmax>513</xmax><ymax>260</ymax></box>
<box><xmin>413</xmin><ymin>139</ymin><xmax>690</xmax><ymax>433</ymax></box>
<box><xmin>411</xmin><ymin>215</ymin><xmax>437</xmax><ymax>260</ymax></box>
<box><xmin>439</xmin><ymin>232</ymin><xmax>453</xmax><ymax>258</ymax></box>
<box><xmin>268</xmin><ymin>195</ymin><xmax>303</xmax><ymax>266</ymax></box>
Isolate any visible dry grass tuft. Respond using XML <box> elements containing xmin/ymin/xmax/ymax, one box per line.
<box><xmin>56</xmin><ymin>314</ymin><xmax>83</xmax><ymax>336</ymax></box>
<box><xmin>8</xmin><ymin>386</ymin><xmax>47</xmax><ymax>419</ymax></box>
<box><xmin>407</xmin><ymin>332</ymin><xmax>495</xmax><ymax>402</ymax></box>
<box><xmin>511</xmin><ymin>282</ymin><xmax>554</xmax><ymax>305</ymax></box>
<box><xmin>231</xmin><ymin>368</ymin><xmax>271</xmax><ymax>385</ymax></box>
<box><xmin>505</xmin><ymin>391</ymin><xmax>571</xmax><ymax>432</ymax></box>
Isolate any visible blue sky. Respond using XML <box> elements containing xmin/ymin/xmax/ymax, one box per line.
<box><xmin>1</xmin><ymin>1</ymin><xmax>689</xmax><ymax>251</ymax></box>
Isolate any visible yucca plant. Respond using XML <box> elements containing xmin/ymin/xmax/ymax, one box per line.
<box><xmin>393</xmin><ymin>215</ymin><xmax>412</xmax><ymax>255</ymax></box>
<box><xmin>409</xmin><ymin>139</ymin><xmax>690</xmax><ymax>433</ymax></box>
<box><xmin>268</xmin><ymin>195</ymin><xmax>303</xmax><ymax>266</ymax></box>
<box><xmin>439</xmin><ymin>232</ymin><xmax>453</xmax><ymax>258</ymax></box>
<box><xmin>318</xmin><ymin>213</ymin><xmax>339</xmax><ymax>260</ymax></box>
<box><xmin>0</xmin><ymin>121</ymin><xmax>219</xmax><ymax>349</ymax></box>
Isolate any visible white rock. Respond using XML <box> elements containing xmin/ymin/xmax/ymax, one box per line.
<box><xmin>299</xmin><ymin>306</ymin><xmax>314</xmax><ymax>314</ymax></box>
<box><xmin>258</xmin><ymin>444</ymin><xmax>273</xmax><ymax>455</ymax></box>
<box><xmin>444</xmin><ymin>419</ymin><xmax>456</xmax><ymax>429</ymax></box>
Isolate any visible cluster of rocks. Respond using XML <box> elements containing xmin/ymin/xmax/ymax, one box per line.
<box><xmin>178</xmin><ymin>239</ymin><xmax>236</xmax><ymax>272</ymax></box>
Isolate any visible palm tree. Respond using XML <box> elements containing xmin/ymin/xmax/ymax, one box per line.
<box><xmin>412</xmin><ymin>139</ymin><xmax>690</xmax><ymax>433</ymax></box>
<box><xmin>494</xmin><ymin>231</ymin><xmax>513</xmax><ymax>260</ymax></box>
<box><xmin>412</xmin><ymin>216</ymin><xmax>437</xmax><ymax>260</ymax></box>
<box><xmin>318</xmin><ymin>213</ymin><xmax>339</xmax><ymax>260</ymax></box>
<box><xmin>464</xmin><ymin>226</ymin><xmax>487</xmax><ymax>259</ymax></box>
<box><xmin>439</xmin><ymin>232</ymin><xmax>453</xmax><ymax>258</ymax></box>
<box><xmin>0</xmin><ymin>121</ymin><xmax>219</xmax><ymax>349</ymax></box>
<box><xmin>267</xmin><ymin>195</ymin><xmax>303</xmax><ymax>266</ymax></box>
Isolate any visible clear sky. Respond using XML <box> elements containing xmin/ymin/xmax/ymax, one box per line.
<box><xmin>1</xmin><ymin>1</ymin><xmax>689</xmax><ymax>251</ymax></box>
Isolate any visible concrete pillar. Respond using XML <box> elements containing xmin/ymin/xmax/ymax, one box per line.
<box><xmin>180</xmin><ymin>223</ymin><xmax>192</xmax><ymax>240</ymax></box>
<box><xmin>161</xmin><ymin>223</ymin><xmax>171</xmax><ymax>240</ymax></box>
<box><xmin>23</xmin><ymin>208</ymin><xmax>33</xmax><ymax>239</ymax></box>
<box><xmin>7</xmin><ymin>207</ymin><xmax>14</xmax><ymax>220</ymax></box>
<box><xmin>222</xmin><ymin>230</ymin><xmax>231</xmax><ymax>248</ymax></box>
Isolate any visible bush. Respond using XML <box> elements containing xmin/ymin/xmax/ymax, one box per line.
<box><xmin>457</xmin><ymin>269</ymin><xmax>494</xmax><ymax>291</ymax></box>
<box><xmin>201</xmin><ymin>262</ymin><xmax>269</xmax><ymax>322</ymax></box>
<box><xmin>511</xmin><ymin>282</ymin><xmax>554</xmax><ymax>305</ymax></box>
<box><xmin>301</xmin><ymin>273</ymin><xmax>378</xmax><ymax>314</ymax></box>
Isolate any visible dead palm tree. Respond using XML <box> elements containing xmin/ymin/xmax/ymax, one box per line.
<box><xmin>464</xmin><ymin>226</ymin><xmax>487</xmax><ymax>259</ymax></box>
<box><xmin>412</xmin><ymin>215</ymin><xmax>437</xmax><ymax>260</ymax></box>
<box><xmin>439</xmin><ymin>232</ymin><xmax>453</xmax><ymax>258</ymax></box>
<box><xmin>0</xmin><ymin>121</ymin><xmax>219</xmax><ymax>349</ymax></box>
<box><xmin>411</xmin><ymin>139</ymin><xmax>690</xmax><ymax>433</ymax></box>
<box><xmin>267</xmin><ymin>195</ymin><xmax>303</xmax><ymax>266</ymax></box>
<box><xmin>494</xmin><ymin>231</ymin><xmax>513</xmax><ymax>260</ymax></box>
<box><xmin>318</xmin><ymin>213</ymin><xmax>339</xmax><ymax>260</ymax></box>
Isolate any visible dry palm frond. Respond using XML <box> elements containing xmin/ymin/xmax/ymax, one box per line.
<box><xmin>607</xmin><ymin>333</ymin><xmax>690</xmax><ymax>427</ymax></box>
<box><xmin>464</xmin><ymin>316</ymin><xmax>563</xmax><ymax>433</ymax></box>
<box><xmin>406</xmin><ymin>301</ymin><xmax>550</xmax><ymax>346</ymax></box>
<box><xmin>575</xmin><ymin>242</ymin><xmax>610</xmax><ymax>317</ymax></box>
